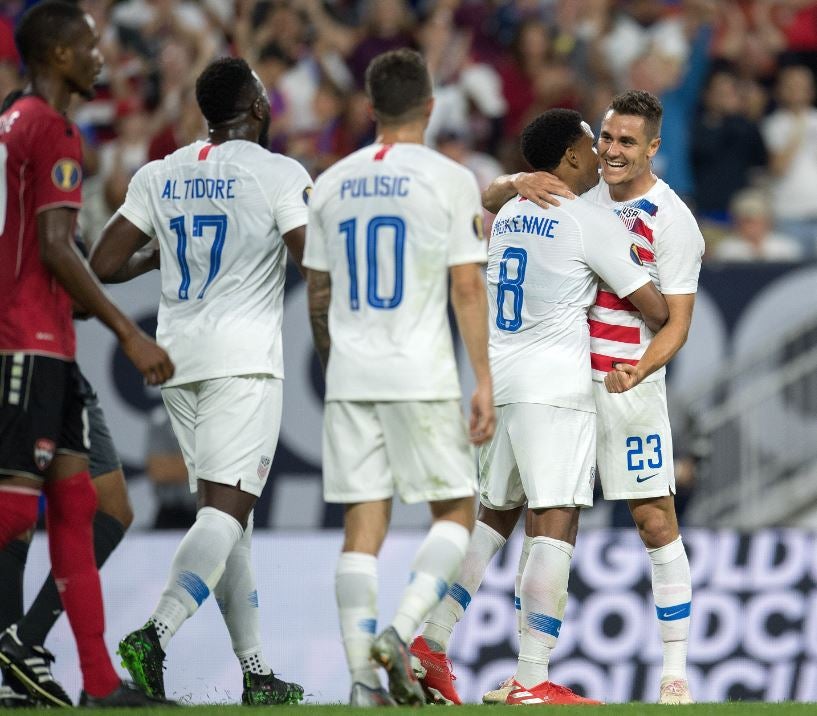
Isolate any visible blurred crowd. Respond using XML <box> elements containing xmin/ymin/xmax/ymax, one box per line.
<box><xmin>3</xmin><ymin>0</ymin><xmax>817</xmax><ymax>261</ymax></box>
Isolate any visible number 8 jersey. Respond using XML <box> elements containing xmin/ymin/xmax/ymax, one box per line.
<box><xmin>488</xmin><ymin>194</ymin><xmax>651</xmax><ymax>413</ymax></box>
<box><xmin>118</xmin><ymin>139</ymin><xmax>312</xmax><ymax>387</ymax></box>
<box><xmin>303</xmin><ymin>142</ymin><xmax>487</xmax><ymax>401</ymax></box>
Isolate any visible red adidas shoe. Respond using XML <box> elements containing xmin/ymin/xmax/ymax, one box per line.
<box><xmin>505</xmin><ymin>679</ymin><xmax>603</xmax><ymax>705</ymax></box>
<box><xmin>409</xmin><ymin>636</ymin><xmax>462</xmax><ymax>705</ymax></box>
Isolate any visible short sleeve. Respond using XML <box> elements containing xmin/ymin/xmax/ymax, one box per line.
<box><xmin>31</xmin><ymin>118</ymin><xmax>83</xmax><ymax>213</ymax></box>
<box><xmin>582</xmin><ymin>208</ymin><xmax>651</xmax><ymax>298</ymax></box>
<box><xmin>303</xmin><ymin>184</ymin><xmax>329</xmax><ymax>271</ymax></box>
<box><xmin>118</xmin><ymin>164</ymin><xmax>156</xmax><ymax>237</ymax></box>
<box><xmin>446</xmin><ymin>167</ymin><xmax>488</xmax><ymax>266</ymax></box>
<box><xmin>267</xmin><ymin>156</ymin><xmax>312</xmax><ymax>236</ymax></box>
<box><xmin>654</xmin><ymin>207</ymin><xmax>704</xmax><ymax>294</ymax></box>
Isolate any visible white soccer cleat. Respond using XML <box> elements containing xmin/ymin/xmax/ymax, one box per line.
<box><xmin>482</xmin><ymin>675</ymin><xmax>515</xmax><ymax>704</ymax></box>
<box><xmin>659</xmin><ymin>677</ymin><xmax>693</xmax><ymax>704</ymax></box>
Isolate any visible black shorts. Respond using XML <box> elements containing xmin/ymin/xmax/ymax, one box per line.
<box><xmin>80</xmin><ymin>372</ymin><xmax>121</xmax><ymax>478</ymax></box>
<box><xmin>0</xmin><ymin>354</ymin><xmax>91</xmax><ymax>479</ymax></box>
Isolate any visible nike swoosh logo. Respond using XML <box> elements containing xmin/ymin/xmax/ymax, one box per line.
<box><xmin>660</xmin><ymin>608</ymin><xmax>686</xmax><ymax>619</ymax></box>
<box><xmin>636</xmin><ymin>473</ymin><xmax>658</xmax><ymax>483</ymax></box>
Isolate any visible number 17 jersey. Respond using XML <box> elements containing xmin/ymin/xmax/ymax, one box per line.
<box><xmin>303</xmin><ymin>142</ymin><xmax>487</xmax><ymax>402</ymax></box>
<box><xmin>118</xmin><ymin>139</ymin><xmax>312</xmax><ymax>388</ymax></box>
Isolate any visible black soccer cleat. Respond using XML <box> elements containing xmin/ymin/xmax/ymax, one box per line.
<box><xmin>79</xmin><ymin>679</ymin><xmax>177</xmax><ymax>708</ymax></box>
<box><xmin>242</xmin><ymin>671</ymin><xmax>305</xmax><ymax>705</ymax></box>
<box><xmin>0</xmin><ymin>626</ymin><xmax>72</xmax><ymax>707</ymax></box>
<box><xmin>0</xmin><ymin>682</ymin><xmax>36</xmax><ymax>708</ymax></box>
<box><xmin>117</xmin><ymin>623</ymin><xmax>167</xmax><ymax>700</ymax></box>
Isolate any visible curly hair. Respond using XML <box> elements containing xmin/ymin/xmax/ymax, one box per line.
<box><xmin>608</xmin><ymin>90</ymin><xmax>663</xmax><ymax>139</ymax></box>
<box><xmin>195</xmin><ymin>57</ymin><xmax>259</xmax><ymax>125</ymax></box>
<box><xmin>521</xmin><ymin>109</ymin><xmax>586</xmax><ymax>172</ymax></box>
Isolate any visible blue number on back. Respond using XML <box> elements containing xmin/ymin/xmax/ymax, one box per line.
<box><xmin>496</xmin><ymin>247</ymin><xmax>527</xmax><ymax>331</ymax></box>
<box><xmin>342</xmin><ymin>215</ymin><xmax>405</xmax><ymax>310</ymax></box>
<box><xmin>169</xmin><ymin>213</ymin><xmax>228</xmax><ymax>300</ymax></box>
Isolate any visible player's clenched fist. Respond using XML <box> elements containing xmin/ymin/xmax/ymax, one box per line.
<box><xmin>605</xmin><ymin>363</ymin><xmax>641</xmax><ymax>393</ymax></box>
<box><xmin>120</xmin><ymin>330</ymin><xmax>175</xmax><ymax>385</ymax></box>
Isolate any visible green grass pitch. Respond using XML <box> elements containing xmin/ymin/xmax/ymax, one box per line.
<box><xmin>9</xmin><ymin>704</ymin><xmax>817</xmax><ymax>715</ymax></box>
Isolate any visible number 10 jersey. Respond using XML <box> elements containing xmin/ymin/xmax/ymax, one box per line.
<box><xmin>118</xmin><ymin>140</ymin><xmax>312</xmax><ymax>387</ymax></box>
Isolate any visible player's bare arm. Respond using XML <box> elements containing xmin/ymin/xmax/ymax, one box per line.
<box><xmin>90</xmin><ymin>212</ymin><xmax>153</xmax><ymax>282</ymax></box>
<box><xmin>482</xmin><ymin>172</ymin><xmax>575</xmax><ymax>214</ymax></box>
<box><xmin>626</xmin><ymin>281</ymin><xmax>669</xmax><ymax>334</ymax></box>
<box><xmin>605</xmin><ymin>293</ymin><xmax>695</xmax><ymax>394</ymax></box>
<box><xmin>306</xmin><ymin>268</ymin><xmax>332</xmax><ymax>371</ymax></box>
<box><xmin>449</xmin><ymin>262</ymin><xmax>495</xmax><ymax>445</ymax></box>
<box><xmin>282</xmin><ymin>225</ymin><xmax>307</xmax><ymax>278</ymax></box>
<box><xmin>41</xmin><ymin>209</ymin><xmax>172</xmax><ymax>386</ymax></box>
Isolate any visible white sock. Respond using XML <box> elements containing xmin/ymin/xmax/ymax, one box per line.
<box><xmin>150</xmin><ymin>506</ymin><xmax>244</xmax><ymax>650</ymax></box>
<box><xmin>213</xmin><ymin>512</ymin><xmax>271</xmax><ymax>675</ymax></box>
<box><xmin>515</xmin><ymin>534</ymin><xmax>533</xmax><ymax>641</ymax></box>
<box><xmin>336</xmin><ymin>551</ymin><xmax>380</xmax><ymax>690</ymax></box>
<box><xmin>392</xmin><ymin>520</ymin><xmax>470</xmax><ymax>644</ymax></box>
<box><xmin>648</xmin><ymin>536</ymin><xmax>691</xmax><ymax>681</ymax></box>
<box><xmin>516</xmin><ymin>537</ymin><xmax>573</xmax><ymax>689</ymax></box>
<box><xmin>422</xmin><ymin>520</ymin><xmax>505</xmax><ymax>651</ymax></box>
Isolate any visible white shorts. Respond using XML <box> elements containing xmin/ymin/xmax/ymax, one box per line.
<box><xmin>161</xmin><ymin>375</ymin><xmax>282</xmax><ymax>497</ymax></box>
<box><xmin>478</xmin><ymin>403</ymin><xmax>596</xmax><ymax>511</ymax></box>
<box><xmin>594</xmin><ymin>379</ymin><xmax>675</xmax><ymax>500</ymax></box>
<box><xmin>322</xmin><ymin>400</ymin><xmax>476</xmax><ymax>504</ymax></box>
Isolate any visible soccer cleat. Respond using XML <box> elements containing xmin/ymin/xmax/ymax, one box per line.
<box><xmin>370</xmin><ymin>627</ymin><xmax>425</xmax><ymax>706</ymax></box>
<box><xmin>0</xmin><ymin>683</ymin><xmax>36</xmax><ymax>708</ymax></box>
<box><xmin>117</xmin><ymin>623</ymin><xmax>166</xmax><ymax>700</ymax></box>
<box><xmin>505</xmin><ymin>679</ymin><xmax>603</xmax><ymax>705</ymax></box>
<box><xmin>409</xmin><ymin>636</ymin><xmax>461</xmax><ymax>704</ymax></box>
<box><xmin>0</xmin><ymin>626</ymin><xmax>72</xmax><ymax>707</ymax></box>
<box><xmin>79</xmin><ymin>679</ymin><xmax>176</xmax><ymax>707</ymax></box>
<box><xmin>242</xmin><ymin>671</ymin><xmax>304</xmax><ymax>705</ymax></box>
<box><xmin>659</xmin><ymin>677</ymin><xmax>693</xmax><ymax>704</ymax></box>
<box><xmin>482</xmin><ymin>675</ymin><xmax>515</xmax><ymax>704</ymax></box>
<box><xmin>349</xmin><ymin>681</ymin><xmax>397</xmax><ymax>706</ymax></box>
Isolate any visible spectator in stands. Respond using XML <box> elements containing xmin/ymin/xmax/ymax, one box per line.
<box><xmin>692</xmin><ymin>69</ymin><xmax>767</xmax><ymax>221</ymax></box>
<box><xmin>762</xmin><ymin>65</ymin><xmax>817</xmax><ymax>258</ymax></box>
<box><xmin>712</xmin><ymin>188</ymin><xmax>804</xmax><ymax>263</ymax></box>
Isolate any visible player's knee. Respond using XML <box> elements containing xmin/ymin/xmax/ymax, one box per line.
<box><xmin>635</xmin><ymin>512</ymin><xmax>675</xmax><ymax>548</ymax></box>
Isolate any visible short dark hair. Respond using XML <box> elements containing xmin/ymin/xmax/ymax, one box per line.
<box><xmin>195</xmin><ymin>57</ymin><xmax>259</xmax><ymax>125</ymax></box>
<box><xmin>608</xmin><ymin>89</ymin><xmax>663</xmax><ymax>139</ymax></box>
<box><xmin>15</xmin><ymin>1</ymin><xmax>86</xmax><ymax>67</ymax></box>
<box><xmin>365</xmin><ymin>49</ymin><xmax>431</xmax><ymax>124</ymax></box>
<box><xmin>521</xmin><ymin>109</ymin><xmax>586</xmax><ymax>172</ymax></box>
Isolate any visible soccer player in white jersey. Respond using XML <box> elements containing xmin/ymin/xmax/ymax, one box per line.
<box><xmin>430</xmin><ymin>90</ymin><xmax>704</xmax><ymax>706</ymax></box>
<box><xmin>302</xmin><ymin>49</ymin><xmax>494</xmax><ymax>707</ymax></box>
<box><xmin>414</xmin><ymin>108</ymin><xmax>669</xmax><ymax>706</ymax></box>
<box><xmin>89</xmin><ymin>57</ymin><xmax>311</xmax><ymax>706</ymax></box>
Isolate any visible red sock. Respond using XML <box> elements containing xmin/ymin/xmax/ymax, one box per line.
<box><xmin>45</xmin><ymin>472</ymin><xmax>120</xmax><ymax>698</ymax></box>
<box><xmin>0</xmin><ymin>489</ymin><xmax>39</xmax><ymax>548</ymax></box>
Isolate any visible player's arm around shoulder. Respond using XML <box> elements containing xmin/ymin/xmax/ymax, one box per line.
<box><xmin>482</xmin><ymin>171</ymin><xmax>576</xmax><ymax>214</ymax></box>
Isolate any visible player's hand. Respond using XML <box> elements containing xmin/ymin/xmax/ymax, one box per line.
<box><xmin>120</xmin><ymin>330</ymin><xmax>175</xmax><ymax>386</ymax></box>
<box><xmin>515</xmin><ymin>171</ymin><xmax>576</xmax><ymax>209</ymax></box>
<box><xmin>604</xmin><ymin>363</ymin><xmax>641</xmax><ymax>393</ymax></box>
<box><xmin>469</xmin><ymin>381</ymin><xmax>495</xmax><ymax>446</ymax></box>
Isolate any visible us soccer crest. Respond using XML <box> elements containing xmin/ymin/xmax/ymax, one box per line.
<box><xmin>257</xmin><ymin>455</ymin><xmax>271</xmax><ymax>480</ymax></box>
<box><xmin>34</xmin><ymin>438</ymin><xmax>56</xmax><ymax>471</ymax></box>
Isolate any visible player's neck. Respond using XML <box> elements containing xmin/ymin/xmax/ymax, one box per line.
<box><xmin>376</xmin><ymin>120</ymin><xmax>426</xmax><ymax>146</ymax></box>
<box><xmin>28</xmin><ymin>74</ymin><xmax>73</xmax><ymax>114</ymax></box>
<box><xmin>607</xmin><ymin>171</ymin><xmax>658</xmax><ymax>202</ymax></box>
<box><xmin>207</xmin><ymin>124</ymin><xmax>258</xmax><ymax>145</ymax></box>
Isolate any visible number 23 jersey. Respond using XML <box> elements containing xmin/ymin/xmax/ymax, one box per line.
<box><xmin>303</xmin><ymin>142</ymin><xmax>487</xmax><ymax>402</ymax></box>
<box><xmin>118</xmin><ymin>139</ymin><xmax>312</xmax><ymax>387</ymax></box>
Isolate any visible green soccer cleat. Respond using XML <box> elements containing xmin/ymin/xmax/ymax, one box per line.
<box><xmin>117</xmin><ymin>623</ymin><xmax>166</xmax><ymax>700</ymax></box>
<box><xmin>241</xmin><ymin>671</ymin><xmax>304</xmax><ymax>705</ymax></box>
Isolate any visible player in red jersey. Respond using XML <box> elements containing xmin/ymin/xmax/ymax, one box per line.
<box><xmin>0</xmin><ymin>1</ymin><xmax>173</xmax><ymax>708</ymax></box>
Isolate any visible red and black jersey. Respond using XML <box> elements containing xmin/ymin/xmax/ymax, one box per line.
<box><xmin>0</xmin><ymin>95</ymin><xmax>83</xmax><ymax>360</ymax></box>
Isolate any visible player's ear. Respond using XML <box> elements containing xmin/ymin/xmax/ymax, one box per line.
<box><xmin>51</xmin><ymin>43</ymin><xmax>72</xmax><ymax>70</ymax></box>
<box><xmin>647</xmin><ymin>136</ymin><xmax>661</xmax><ymax>158</ymax></box>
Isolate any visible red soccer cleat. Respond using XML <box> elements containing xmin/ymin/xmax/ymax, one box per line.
<box><xmin>505</xmin><ymin>679</ymin><xmax>603</xmax><ymax>705</ymax></box>
<box><xmin>409</xmin><ymin>636</ymin><xmax>462</xmax><ymax>705</ymax></box>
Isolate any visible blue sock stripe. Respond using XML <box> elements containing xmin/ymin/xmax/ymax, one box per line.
<box><xmin>656</xmin><ymin>601</ymin><xmax>691</xmax><ymax>621</ymax></box>
<box><xmin>514</xmin><ymin>596</ymin><xmax>521</xmax><ymax>610</ymax></box>
<box><xmin>527</xmin><ymin>611</ymin><xmax>562</xmax><ymax>637</ymax></box>
<box><xmin>448</xmin><ymin>583</ymin><xmax>472</xmax><ymax>611</ymax></box>
<box><xmin>248</xmin><ymin>590</ymin><xmax>259</xmax><ymax>608</ymax></box>
<box><xmin>358</xmin><ymin>618</ymin><xmax>377</xmax><ymax>634</ymax></box>
<box><xmin>177</xmin><ymin>570</ymin><xmax>209</xmax><ymax>607</ymax></box>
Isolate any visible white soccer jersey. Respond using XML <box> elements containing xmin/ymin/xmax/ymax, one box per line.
<box><xmin>119</xmin><ymin>140</ymin><xmax>312</xmax><ymax>387</ymax></box>
<box><xmin>584</xmin><ymin>178</ymin><xmax>704</xmax><ymax>382</ymax></box>
<box><xmin>303</xmin><ymin>142</ymin><xmax>487</xmax><ymax>401</ymax></box>
<box><xmin>488</xmin><ymin>194</ymin><xmax>651</xmax><ymax>412</ymax></box>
